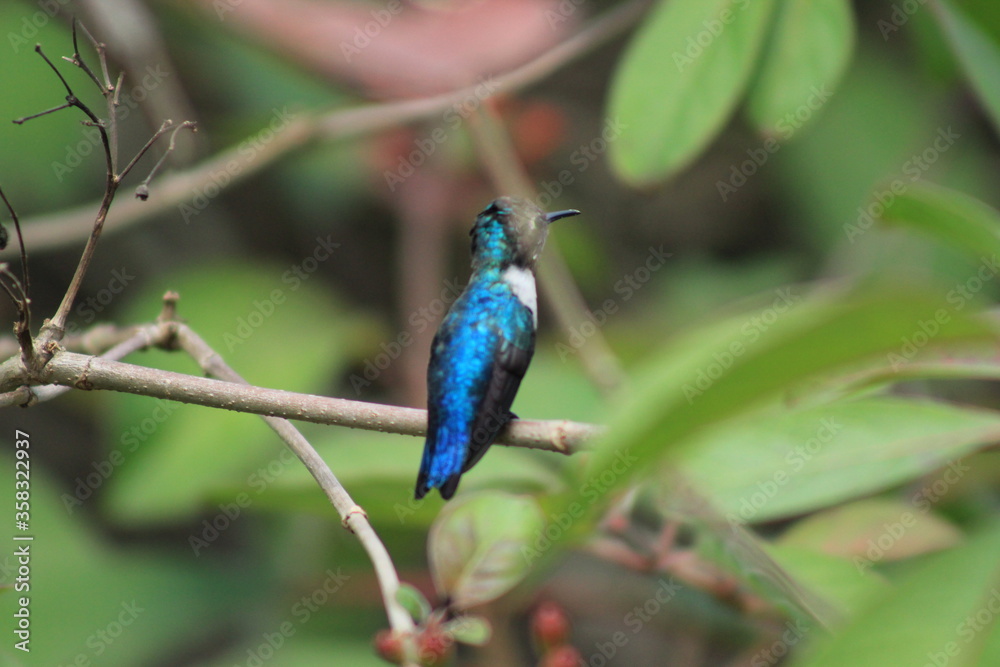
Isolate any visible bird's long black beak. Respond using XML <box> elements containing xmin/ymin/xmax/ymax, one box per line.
<box><xmin>545</xmin><ymin>209</ymin><xmax>581</xmax><ymax>224</ymax></box>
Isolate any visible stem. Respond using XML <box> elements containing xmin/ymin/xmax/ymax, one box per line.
<box><xmin>10</xmin><ymin>0</ymin><xmax>652</xmax><ymax>253</ymax></box>
<box><xmin>26</xmin><ymin>347</ymin><xmax>601</xmax><ymax>453</ymax></box>
<box><xmin>171</xmin><ymin>325</ymin><xmax>416</xmax><ymax>638</ymax></box>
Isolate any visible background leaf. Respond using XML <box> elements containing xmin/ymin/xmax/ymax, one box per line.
<box><xmin>680</xmin><ymin>397</ymin><xmax>1000</xmax><ymax>522</ymax></box>
<box><xmin>586</xmin><ymin>290</ymin><xmax>998</xmax><ymax>499</ymax></box>
<box><xmin>608</xmin><ymin>0</ymin><xmax>777</xmax><ymax>183</ymax></box>
<box><xmin>428</xmin><ymin>492</ymin><xmax>544</xmax><ymax>609</ymax></box>
<box><xmin>791</xmin><ymin>524</ymin><xmax>1000</xmax><ymax>667</ymax></box>
<box><xmin>779</xmin><ymin>497</ymin><xmax>962</xmax><ymax>561</ymax></box>
<box><xmin>878</xmin><ymin>180</ymin><xmax>1000</xmax><ymax>262</ymax></box>
<box><xmin>934</xmin><ymin>0</ymin><xmax>1000</xmax><ymax>136</ymax></box>
<box><xmin>745</xmin><ymin>0</ymin><xmax>855</xmax><ymax>137</ymax></box>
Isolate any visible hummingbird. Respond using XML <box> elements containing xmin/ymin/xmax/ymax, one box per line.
<box><xmin>415</xmin><ymin>196</ymin><xmax>580</xmax><ymax>500</ymax></box>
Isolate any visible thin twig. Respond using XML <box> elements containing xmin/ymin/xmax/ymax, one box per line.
<box><xmin>0</xmin><ymin>324</ymin><xmax>143</xmax><ymax>407</ymax></box>
<box><xmin>70</xmin><ymin>20</ymin><xmax>105</xmax><ymax>91</ymax></box>
<box><xmin>0</xmin><ymin>244</ymin><xmax>32</xmax><ymax>365</ymax></box>
<box><xmin>0</xmin><ymin>266</ymin><xmax>23</xmax><ymax>306</ymax></box>
<box><xmin>11</xmin><ymin>102</ymin><xmax>74</xmax><ymax>124</ymax></box>
<box><xmin>17</xmin><ymin>29</ymin><xmax>192</xmax><ymax>340</ymax></box>
<box><xmin>171</xmin><ymin>323</ymin><xmax>417</xmax><ymax>648</ymax></box>
<box><xmin>119</xmin><ymin>120</ymin><xmax>175</xmax><ymax>183</ymax></box>
<box><xmin>8</xmin><ymin>0</ymin><xmax>652</xmax><ymax>253</ymax></box>
<box><xmin>17</xmin><ymin>39</ymin><xmax>114</xmax><ymax>340</ymax></box>
<box><xmin>35</xmin><ymin>43</ymin><xmax>76</xmax><ymax>97</ymax></box>
<box><xmin>134</xmin><ymin>121</ymin><xmax>198</xmax><ymax>200</ymax></box>
<box><xmin>0</xmin><ymin>186</ymin><xmax>31</xmax><ymax>303</ymax></box>
<box><xmin>0</xmin><ymin>323</ymin><xmax>161</xmax><ymax>408</ymax></box>
<box><xmin>0</xmin><ymin>323</ymin><xmax>137</xmax><ymax>360</ymax></box>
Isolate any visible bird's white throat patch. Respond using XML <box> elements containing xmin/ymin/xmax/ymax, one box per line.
<box><xmin>502</xmin><ymin>265</ymin><xmax>537</xmax><ymax>325</ymax></box>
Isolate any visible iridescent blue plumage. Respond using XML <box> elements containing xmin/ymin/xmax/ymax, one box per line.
<box><xmin>415</xmin><ymin>197</ymin><xmax>579</xmax><ymax>500</ymax></box>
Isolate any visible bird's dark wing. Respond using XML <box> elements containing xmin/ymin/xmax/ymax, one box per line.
<box><xmin>460</xmin><ymin>324</ymin><xmax>535</xmax><ymax>474</ymax></box>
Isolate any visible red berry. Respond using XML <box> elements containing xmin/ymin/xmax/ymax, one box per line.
<box><xmin>374</xmin><ymin>629</ymin><xmax>405</xmax><ymax>664</ymax></box>
<box><xmin>417</xmin><ymin>626</ymin><xmax>454</xmax><ymax>667</ymax></box>
<box><xmin>532</xmin><ymin>601</ymin><xmax>571</xmax><ymax>649</ymax></box>
<box><xmin>542</xmin><ymin>645</ymin><xmax>583</xmax><ymax>667</ymax></box>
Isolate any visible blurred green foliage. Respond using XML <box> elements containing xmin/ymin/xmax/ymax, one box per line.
<box><xmin>2</xmin><ymin>0</ymin><xmax>1000</xmax><ymax>665</ymax></box>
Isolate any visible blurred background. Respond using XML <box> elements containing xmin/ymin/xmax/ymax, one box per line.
<box><xmin>1</xmin><ymin>0</ymin><xmax>1000</xmax><ymax>665</ymax></box>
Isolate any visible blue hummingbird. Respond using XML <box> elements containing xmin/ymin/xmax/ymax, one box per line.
<box><xmin>415</xmin><ymin>196</ymin><xmax>580</xmax><ymax>500</ymax></box>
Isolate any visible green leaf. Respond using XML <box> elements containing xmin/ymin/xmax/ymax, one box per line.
<box><xmin>878</xmin><ymin>181</ymin><xmax>1000</xmax><ymax>263</ymax></box>
<box><xmin>585</xmin><ymin>290</ymin><xmax>998</xmax><ymax>501</ymax></box>
<box><xmin>396</xmin><ymin>584</ymin><xmax>432</xmax><ymax>622</ymax></box>
<box><xmin>444</xmin><ymin>615</ymin><xmax>493</xmax><ymax>646</ymax></box>
<box><xmin>791</xmin><ymin>523</ymin><xmax>1000</xmax><ymax>667</ymax></box>
<box><xmin>680</xmin><ymin>397</ymin><xmax>1000</xmax><ymax>522</ymax></box>
<box><xmin>608</xmin><ymin>0</ymin><xmax>777</xmax><ymax>184</ymax></box>
<box><xmin>934</xmin><ymin>0</ymin><xmax>1000</xmax><ymax>137</ymax></box>
<box><xmin>686</xmin><ymin>504</ymin><xmax>841</xmax><ymax>626</ymax></box>
<box><xmin>798</xmin><ymin>345</ymin><xmax>1000</xmax><ymax>401</ymax></box>
<box><xmin>745</xmin><ymin>0</ymin><xmax>855</xmax><ymax>138</ymax></box>
<box><xmin>428</xmin><ymin>492</ymin><xmax>544</xmax><ymax>609</ymax></box>
<box><xmin>780</xmin><ymin>498</ymin><xmax>962</xmax><ymax>561</ymax></box>
<box><xmin>764</xmin><ymin>543</ymin><xmax>889</xmax><ymax>621</ymax></box>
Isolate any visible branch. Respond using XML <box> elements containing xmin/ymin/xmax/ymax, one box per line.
<box><xmin>6</xmin><ymin>0</ymin><xmax>651</xmax><ymax>253</ymax></box>
<box><xmin>0</xmin><ymin>323</ymin><xmax>137</xmax><ymax>361</ymax></box>
<box><xmin>168</xmin><ymin>321</ymin><xmax>417</xmax><ymax>652</ymax></box>
<box><xmin>15</xmin><ymin>334</ymin><xmax>600</xmax><ymax>454</ymax></box>
<box><xmin>0</xmin><ymin>323</ymin><xmax>160</xmax><ymax>408</ymax></box>
<box><xmin>12</xmin><ymin>27</ymin><xmax>195</xmax><ymax>342</ymax></box>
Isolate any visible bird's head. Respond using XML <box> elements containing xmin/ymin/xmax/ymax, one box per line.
<box><xmin>470</xmin><ymin>196</ymin><xmax>579</xmax><ymax>269</ymax></box>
